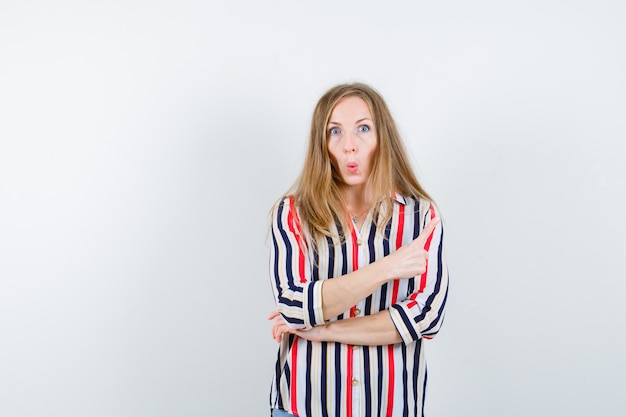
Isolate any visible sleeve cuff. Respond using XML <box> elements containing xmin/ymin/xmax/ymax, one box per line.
<box><xmin>303</xmin><ymin>280</ymin><xmax>325</xmax><ymax>328</ymax></box>
<box><xmin>389</xmin><ymin>304</ymin><xmax>422</xmax><ymax>345</ymax></box>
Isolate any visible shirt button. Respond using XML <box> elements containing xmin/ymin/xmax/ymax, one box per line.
<box><xmin>356</xmin><ymin>239</ymin><xmax>362</xmax><ymax>246</ymax></box>
<box><xmin>352</xmin><ymin>379</ymin><xmax>359</xmax><ymax>386</ymax></box>
<box><xmin>354</xmin><ymin>308</ymin><xmax>361</xmax><ymax>315</ymax></box>
<box><xmin>352</xmin><ymin>345</ymin><xmax>359</xmax><ymax>350</ymax></box>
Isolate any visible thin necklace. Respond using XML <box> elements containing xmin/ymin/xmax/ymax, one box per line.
<box><xmin>350</xmin><ymin>208</ymin><xmax>368</xmax><ymax>224</ymax></box>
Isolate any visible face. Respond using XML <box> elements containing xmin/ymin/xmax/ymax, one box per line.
<box><xmin>327</xmin><ymin>96</ymin><xmax>377</xmax><ymax>188</ymax></box>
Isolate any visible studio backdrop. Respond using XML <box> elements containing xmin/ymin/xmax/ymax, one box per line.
<box><xmin>1</xmin><ymin>1</ymin><xmax>624</xmax><ymax>416</ymax></box>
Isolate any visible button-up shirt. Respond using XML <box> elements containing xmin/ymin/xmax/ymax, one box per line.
<box><xmin>269</xmin><ymin>194</ymin><xmax>448</xmax><ymax>417</ymax></box>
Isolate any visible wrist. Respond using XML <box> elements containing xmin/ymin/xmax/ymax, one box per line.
<box><xmin>374</xmin><ymin>255</ymin><xmax>395</xmax><ymax>283</ymax></box>
<box><xmin>302</xmin><ymin>321</ymin><xmax>332</xmax><ymax>343</ymax></box>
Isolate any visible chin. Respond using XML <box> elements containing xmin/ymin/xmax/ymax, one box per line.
<box><xmin>343</xmin><ymin>179</ymin><xmax>366</xmax><ymax>187</ymax></box>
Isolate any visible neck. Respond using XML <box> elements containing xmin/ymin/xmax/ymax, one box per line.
<box><xmin>342</xmin><ymin>185</ymin><xmax>369</xmax><ymax>218</ymax></box>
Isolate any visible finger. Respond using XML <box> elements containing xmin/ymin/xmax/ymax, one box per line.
<box><xmin>273</xmin><ymin>324</ymin><xmax>280</xmax><ymax>342</ymax></box>
<box><xmin>414</xmin><ymin>217</ymin><xmax>440</xmax><ymax>246</ymax></box>
<box><xmin>274</xmin><ymin>324</ymin><xmax>285</xmax><ymax>341</ymax></box>
<box><xmin>268</xmin><ymin>310</ymin><xmax>280</xmax><ymax>320</ymax></box>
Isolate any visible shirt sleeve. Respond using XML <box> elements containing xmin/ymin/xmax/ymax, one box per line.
<box><xmin>269</xmin><ymin>197</ymin><xmax>325</xmax><ymax>330</ymax></box>
<box><xmin>389</xmin><ymin>202</ymin><xmax>449</xmax><ymax>344</ymax></box>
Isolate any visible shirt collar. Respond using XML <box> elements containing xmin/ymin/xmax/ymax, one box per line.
<box><xmin>392</xmin><ymin>192</ymin><xmax>407</xmax><ymax>205</ymax></box>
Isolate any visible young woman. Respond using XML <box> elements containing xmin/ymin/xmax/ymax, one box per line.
<box><xmin>268</xmin><ymin>83</ymin><xmax>448</xmax><ymax>417</ymax></box>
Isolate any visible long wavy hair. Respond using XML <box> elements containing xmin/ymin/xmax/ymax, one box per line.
<box><xmin>286</xmin><ymin>82</ymin><xmax>432</xmax><ymax>244</ymax></box>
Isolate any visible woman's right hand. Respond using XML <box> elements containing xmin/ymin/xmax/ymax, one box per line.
<box><xmin>385</xmin><ymin>217</ymin><xmax>440</xmax><ymax>280</ymax></box>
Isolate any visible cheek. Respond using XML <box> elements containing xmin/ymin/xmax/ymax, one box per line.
<box><xmin>365</xmin><ymin>144</ymin><xmax>377</xmax><ymax>169</ymax></box>
<box><xmin>327</xmin><ymin>143</ymin><xmax>340</xmax><ymax>162</ymax></box>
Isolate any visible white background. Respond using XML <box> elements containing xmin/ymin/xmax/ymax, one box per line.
<box><xmin>1</xmin><ymin>1</ymin><xmax>625</xmax><ymax>416</ymax></box>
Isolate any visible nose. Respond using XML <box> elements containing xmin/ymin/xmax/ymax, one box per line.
<box><xmin>344</xmin><ymin>131</ymin><xmax>357</xmax><ymax>153</ymax></box>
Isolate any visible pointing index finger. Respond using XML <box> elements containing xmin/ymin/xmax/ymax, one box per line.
<box><xmin>414</xmin><ymin>217</ymin><xmax>440</xmax><ymax>247</ymax></box>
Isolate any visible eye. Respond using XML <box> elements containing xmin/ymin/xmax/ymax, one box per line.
<box><xmin>357</xmin><ymin>125</ymin><xmax>371</xmax><ymax>134</ymax></box>
<box><xmin>329</xmin><ymin>127</ymin><xmax>341</xmax><ymax>136</ymax></box>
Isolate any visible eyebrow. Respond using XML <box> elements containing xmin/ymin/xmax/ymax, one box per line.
<box><xmin>328</xmin><ymin>117</ymin><xmax>372</xmax><ymax>126</ymax></box>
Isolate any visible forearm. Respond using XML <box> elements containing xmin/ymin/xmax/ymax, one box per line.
<box><xmin>298</xmin><ymin>311</ymin><xmax>402</xmax><ymax>346</ymax></box>
<box><xmin>321</xmin><ymin>217</ymin><xmax>438</xmax><ymax>321</ymax></box>
<box><xmin>321</xmin><ymin>257</ymin><xmax>393</xmax><ymax>320</ymax></box>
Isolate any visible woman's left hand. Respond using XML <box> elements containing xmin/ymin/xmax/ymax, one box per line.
<box><xmin>268</xmin><ymin>311</ymin><xmax>295</xmax><ymax>343</ymax></box>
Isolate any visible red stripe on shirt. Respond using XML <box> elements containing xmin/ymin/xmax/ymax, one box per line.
<box><xmin>346</xmin><ymin>340</ymin><xmax>354</xmax><ymax>417</ymax></box>
<box><xmin>386</xmin><ymin>344</ymin><xmax>395</xmax><ymax>417</ymax></box>
<box><xmin>288</xmin><ymin>196</ymin><xmax>307</xmax><ymax>284</ymax></box>
<box><xmin>291</xmin><ymin>337</ymin><xmax>299</xmax><ymax>415</ymax></box>
<box><xmin>346</xmin><ymin>222</ymin><xmax>359</xmax><ymax>417</ymax></box>
<box><xmin>407</xmin><ymin>205</ymin><xmax>437</xmax><ymax>308</ymax></box>
<box><xmin>288</xmin><ymin>197</ymin><xmax>304</xmax><ymax>415</ymax></box>
<box><xmin>418</xmin><ymin>205</ymin><xmax>436</xmax><ymax>293</ymax></box>
<box><xmin>391</xmin><ymin>204</ymin><xmax>405</xmax><ymax>304</ymax></box>
<box><xmin>350</xmin><ymin>222</ymin><xmax>359</xmax><ymax>272</ymax></box>
<box><xmin>385</xmin><ymin>203</ymin><xmax>404</xmax><ymax>416</ymax></box>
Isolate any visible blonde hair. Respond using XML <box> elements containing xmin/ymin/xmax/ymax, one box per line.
<box><xmin>286</xmin><ymin>82</ymin><xmax>432</xmax><ymax>243</ymax></box>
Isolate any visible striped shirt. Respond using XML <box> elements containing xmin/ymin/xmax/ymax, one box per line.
<box><xmin>269</xmin><ymin>194</ymin><xmax>448</xmax><ymax>417</ymax></box>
